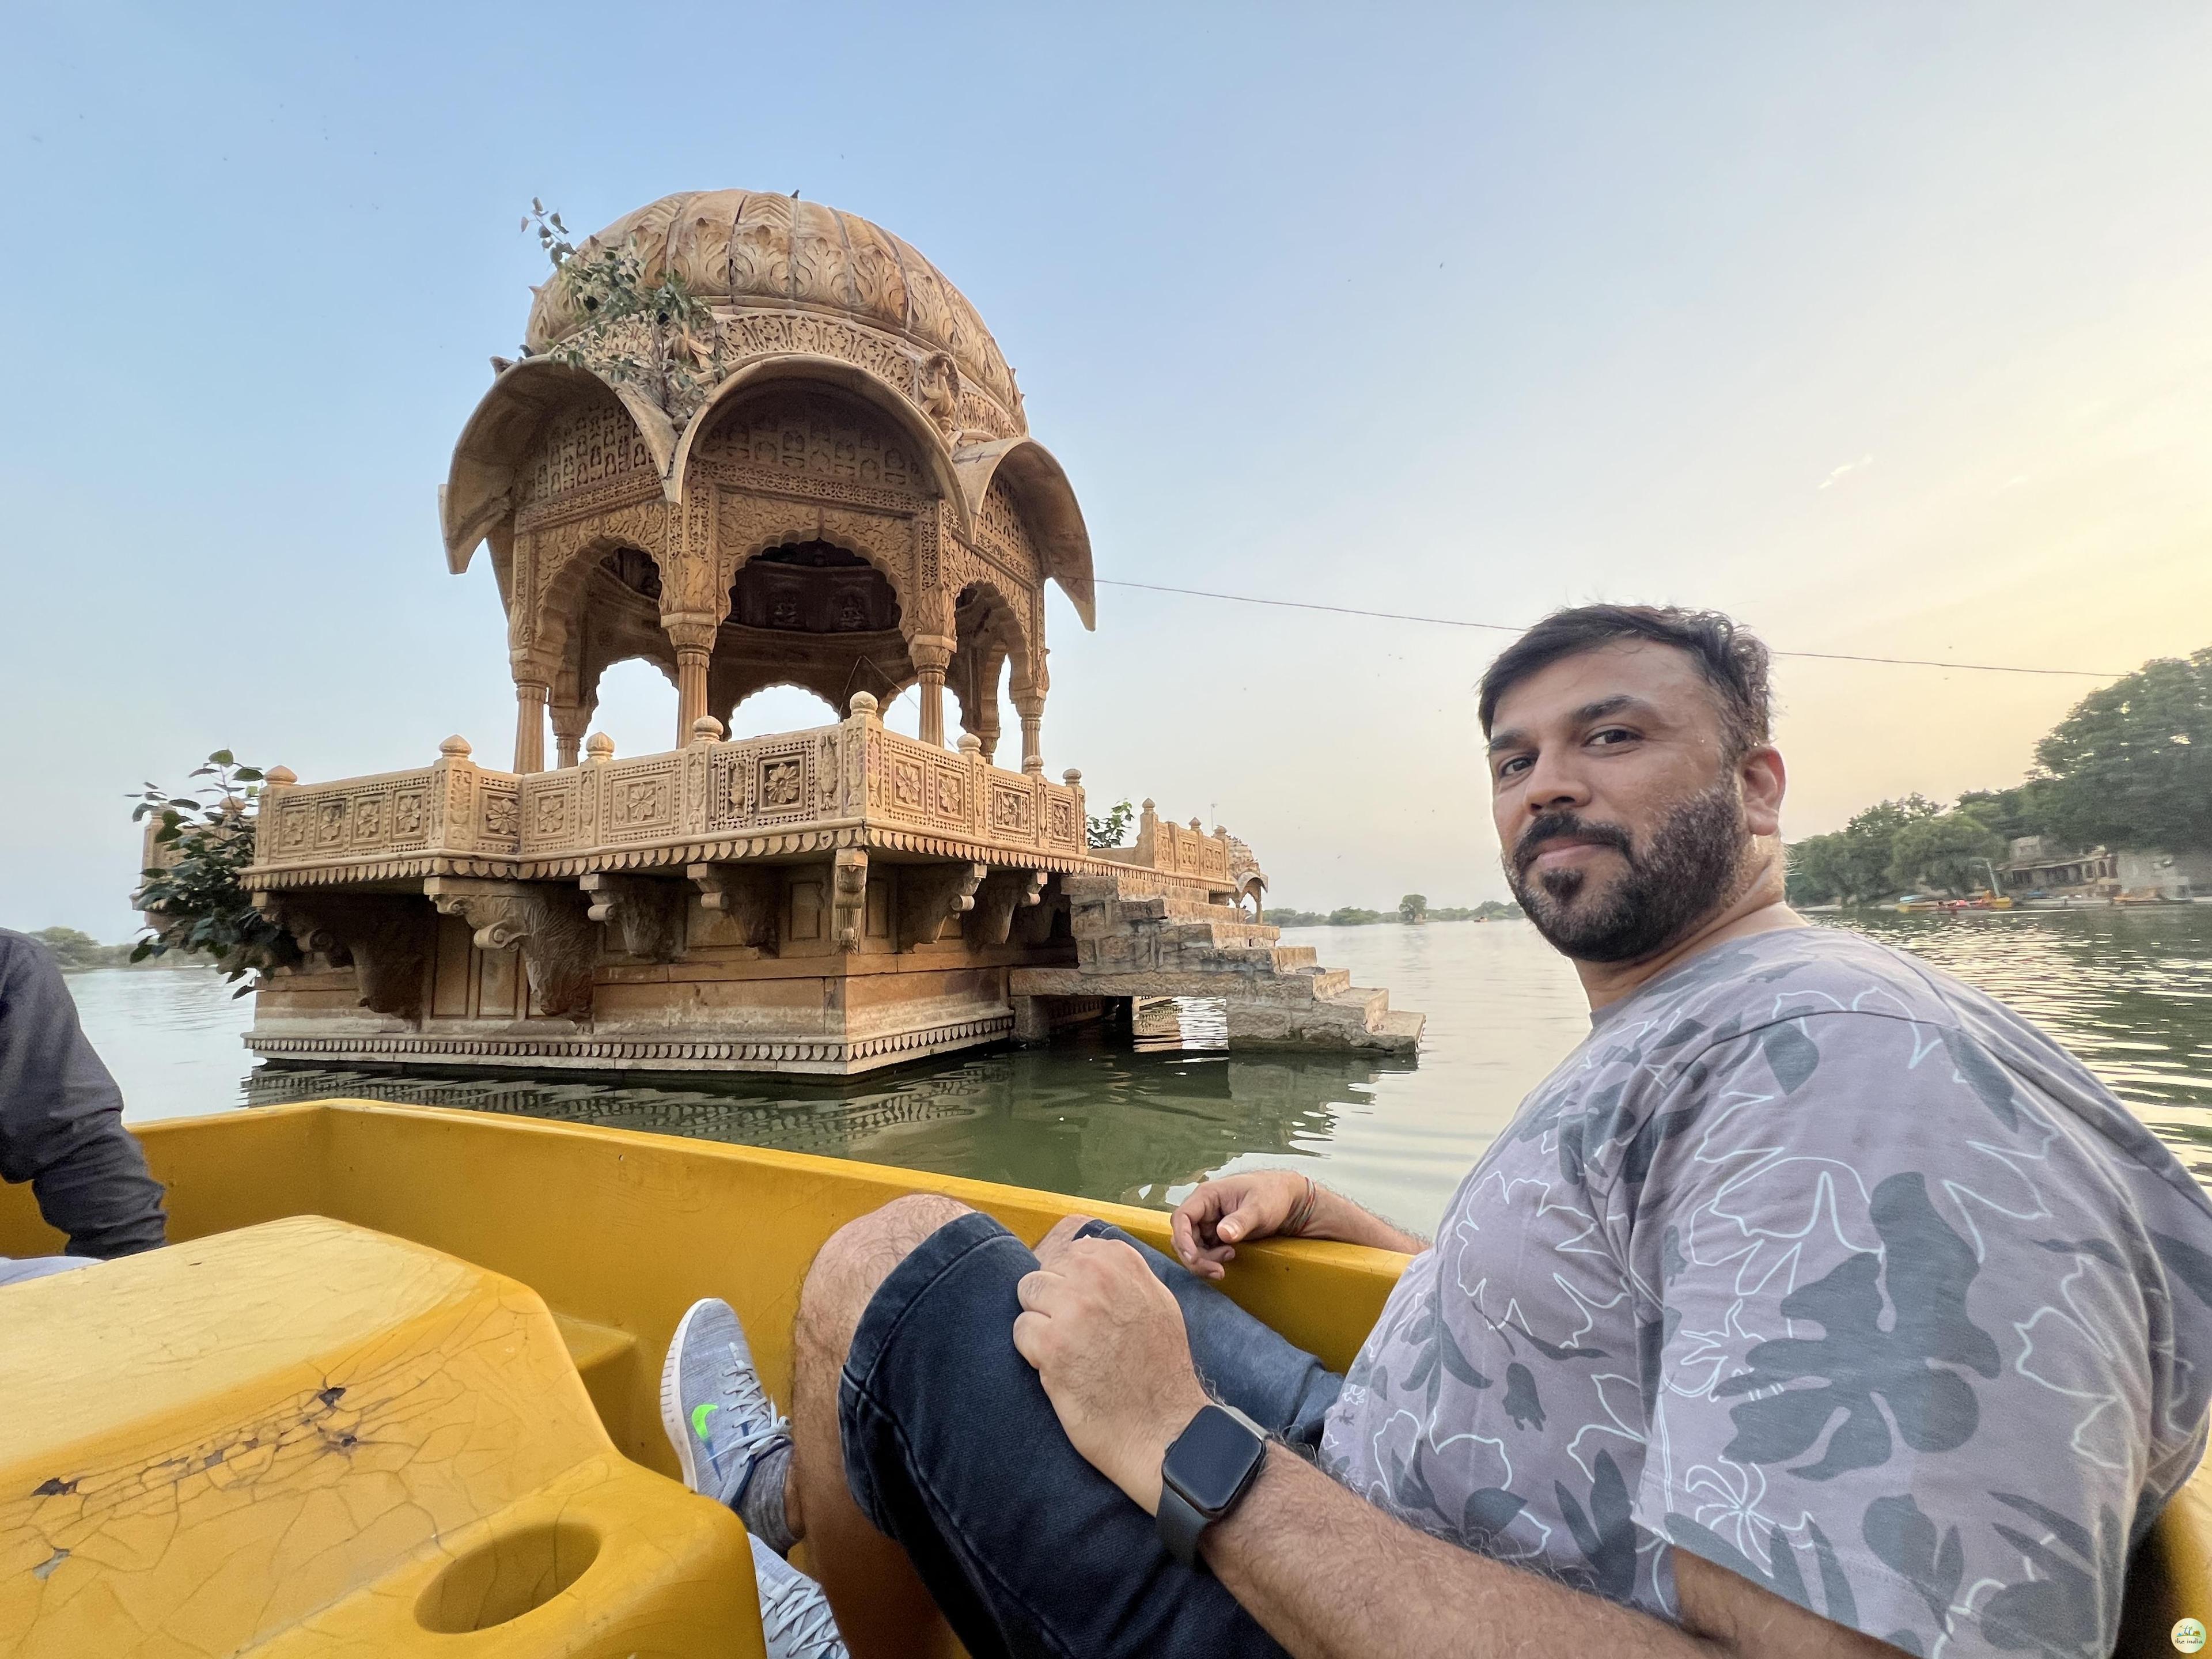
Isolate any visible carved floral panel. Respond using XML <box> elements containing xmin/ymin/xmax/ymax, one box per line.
<box><xmin>479</xmin><ymin>782</ymin><xmax>522</xmax><ymax>851</ymax></box>
<box><xmin>603</xmin><ymin>759</ymin><xmax>681</xmax><ymax>842</ymax></box>
<box><xmin>934</xmin><ymin>766</ymin><xmax>967</xmax><ymax>825</ymax></box>
<box><xmin>988</xmin><ymin>781</ymin><xmax>1035</xmax><ymax>841</ymax></box>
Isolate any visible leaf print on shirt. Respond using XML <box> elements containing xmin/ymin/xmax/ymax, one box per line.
<box><xmin>1862</xmin><ymin>1492</ymin><xmax>1963</xmax><ymax>1633</ymax></box>
<box><xmin>1715</xmin><ymin>1173</ymin><xmax>2000</xmax><ymax>1479</ymax></box>
<box><xmin>1503</xmin><ymin>1362</ymin><xmax>1546</xmax><ymax>1430</ymax></box>
<box><xmin>1975</xmin><ymin>1494</ymin><xmax>2126</xmax><ymax>1658</ymax></box>
<box><xmin>1555</xmin><ymin>1449</ymin><xmax>1637</xmax><ymax>1601</ymax></box>
<box><xmin>1760</xmin><ymin>1021</ymin><xmax>1820</xmax><ymax>1093</ymax></box>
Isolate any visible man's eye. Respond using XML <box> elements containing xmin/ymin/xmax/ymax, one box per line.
<box><xmin>1495</xmin><ymin>756</ymin><xmax>1532</xmax><ymax>779</ymax></box>
<box><xmin>1588</xmin><ymin>728</ymin><xmax>1638</xmax><ymax>747</ymax></box>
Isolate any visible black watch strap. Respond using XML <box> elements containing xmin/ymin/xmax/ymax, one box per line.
<box><xmin>1158</xmin><ymin>1479</ymin><xmax>1210</xmax><ymax>1567</ymax></box>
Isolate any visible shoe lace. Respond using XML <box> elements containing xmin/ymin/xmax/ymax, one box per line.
<box><xmin>760</xmin><ymin>1570</ymin><xmax>846</xmax><ymax>1657</ymax></box>
<box><xmin>711</xmin><ymin>1354</ymin><xmax>791</xmax><ymax>1508</ymax></box>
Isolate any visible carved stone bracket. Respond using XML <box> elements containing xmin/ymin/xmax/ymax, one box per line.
<box><xmin>1014</xmin><ymin>885</ymin><xmax>1063</xmax><ymax>948</ymax></box>
<box><xmin>831</xmin><ymin>849</ymin><xmax>869</xmax><ymax>952</ymax></box>
<box><xmin>898</xmin><ymin>861</ymin><xmax>986</xmax><ymax>952</ymax></box>
<box><xmin>253</xmin><ymin>892</ymin><xmax>434</xmax><ymax>1021</ymax></box>
<box><xmin>580</xmin><ymin>873</ymin><xmax>688</xmax><ymax>963</ymax></box>
<box><xmin>424</xmin><ymin>877</ymin><xmax>598</xmax><ymax>1019</ymax></box>
<box><xmin>966</xmin><ymin>868</ymin><xmax>1047</xmax><ymax>947</ymax></box>
<box><xmin>687</xmin><ymin>863</ymin><xmax>781</xmax><ymax>953</ymax></box>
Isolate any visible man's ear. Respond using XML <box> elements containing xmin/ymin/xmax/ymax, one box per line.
<box><xmin>1740</xmin><ymin>745</ymin><xmax>1786</xmax><ymax>838</ymax></box>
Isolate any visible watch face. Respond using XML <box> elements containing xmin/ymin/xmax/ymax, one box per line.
<box><xmin>1168</xmin><ymin>1406</ymin><xmax>1266</xmax><ymax>1514</ymax></box>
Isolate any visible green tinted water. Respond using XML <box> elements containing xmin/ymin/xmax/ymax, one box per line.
<box><xmin>75</xmin><ymin>907</ymin><xmax>2212</xmax><ymax>1236</ymax></box>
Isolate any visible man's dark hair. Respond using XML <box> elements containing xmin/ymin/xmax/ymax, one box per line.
<box><xmin>1477</xmin><ymin>604</ymin><xmax>1774</xmax><ymax>757</ymax></box>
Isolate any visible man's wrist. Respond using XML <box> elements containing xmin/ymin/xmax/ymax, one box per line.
<box><xmin>1123</xmin><ymin>1377</ymin><xmax>1213</xmax><ymax>1516</ymax></box>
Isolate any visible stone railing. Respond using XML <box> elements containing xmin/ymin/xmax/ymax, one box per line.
<box><xmin>251</xmin><ymin>695</ymin><xmax>1089</xmax><ymax>878</ymax></box>
<box><xmin>1132</xmin><ymin>799</ymin><xmax>1234</xmax><ymax>885</ymax></box>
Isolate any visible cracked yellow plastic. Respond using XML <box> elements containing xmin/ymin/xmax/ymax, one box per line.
<box><xmin>0</xmin><ymin>1214</ymin><xmax>763</xmax><ymax>1658</ymax></box>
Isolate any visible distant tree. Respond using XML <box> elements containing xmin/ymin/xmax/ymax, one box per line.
<box><xmin>1784</xmin><ymin>834</ymin><xmax>1852</xmax><ymax>906</ymax></box>
<box><xmin>1266</xmin><ymin>907</ymin><xmax>1325</xmax><ymax>927</ymax></box>
<box><xmin>1789</xmin><ymin>795</ymin><xmax>1945</xmax><ymax>904</ymax></box>
<box><xmin>1952</xmin><ymin>783</ymin><xmax>2055</xmax><ymax>847</ymax></box>
<box><xmin>1885</xmin><ymin>811</ymin><xmax>2006</xmax><ymax>896</ymax></box>
<box><xmin>1397</xmin><ymin>893</ymin><xmax>1429</xmax><ymax>925</ymax></box>
<box><xmin>2032</xmin><ymin>649</ymin><xmax>2212</xmax><ymax>851</ymax></box>
<box><xmin>1327</xmin><ymin>907</ymin><xmax>1384</xmax><ymax>926</ymax></box>
<box><xmin>28</xmin><ymin>927</ymin><xmax>131</xmax><ymax>971</ymax></box>
<box><xmin>1086</xmin><ymin>798</ymin><xmax>1136</xmax><ymax>849</ymax></box>
<box><xmin>130</xmin><ymin>751</ymin><xmax>299</xmax><ymax>995</ymax></box>
<box><xmin>1476</xmin><ymin>899</ymin><xmax>1523</xmax><ymax>921</ymax></box>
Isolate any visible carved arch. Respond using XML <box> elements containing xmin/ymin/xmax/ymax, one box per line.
<box><xmin>950</xmin><ymin>437</ymin><xmax>1094</xmax><ymax>629</ymax></box>
<box><xmin>671</xmin><ymin>357</ymin><xmax>968</xmax><ymax>535</ymax></box>
<box><xmin>710</xmin><ymin>494</ymin><xmax>926</xmax><ymax>638</ymax></box>
<box><xmin>444</xmin><ymin>358</ymin><xmax>676</xmax><ymax>578</ymax></box>
<box><xmin>721</xmin><ymin>680</ymin><xmax>849</xmax><ymax>732</ymax></box>
<box><xmin>516</xmin><ymin>507</ymin><xmax>674</xmax><ymax>673</ymax></box>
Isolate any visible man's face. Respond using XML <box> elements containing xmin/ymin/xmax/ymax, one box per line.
<box><xmin>1486</xmin><ymin>641</ymin><xmax>1774</xmax><ymax>964</ymax></box>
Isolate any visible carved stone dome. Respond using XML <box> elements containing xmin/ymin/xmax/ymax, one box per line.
<box><xmin>524</xmin><ymin>190</ymin><xmax>1022</xmax><ymax>433</ymax></box>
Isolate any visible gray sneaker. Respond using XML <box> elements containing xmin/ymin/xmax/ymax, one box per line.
<box><xmin>660</xmin><ymin>1297</ymin><xmax>791</xmax><ymax>1511</ymax></box>
<box><xmin>750</xmin><ymin>1533</ymin><xmax>847</xmax><ymax>1659</ymax></box>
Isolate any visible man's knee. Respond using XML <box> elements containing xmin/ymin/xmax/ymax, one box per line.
<box><xmin>797</xmin><ymin>1192</ymin><xmax>974</xmax><ymax>1367</ymax></box>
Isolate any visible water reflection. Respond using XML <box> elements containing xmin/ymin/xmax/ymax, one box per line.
<box><xmin>247</xmin><ymin>1039</ymin><xmax>1413</xmax><ymax>1211</ymax></box>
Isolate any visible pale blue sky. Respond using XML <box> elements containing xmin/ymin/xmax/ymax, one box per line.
<box><xmin>5</xmin><ymin>3</ymin><xmax>2210</xmax><ymax>934</ymax></box>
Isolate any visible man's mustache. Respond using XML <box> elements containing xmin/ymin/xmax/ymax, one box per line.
<box><xmin>1513</xmin><ymin>813</ymin><xmax>1635</xmax><ymax>877</ymax></box>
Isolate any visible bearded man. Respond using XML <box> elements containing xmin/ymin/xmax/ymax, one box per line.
<box><xmin>662</xmin><ymin>605</ymin><xmax>2212</xmax><ymax>1659</ymax></box>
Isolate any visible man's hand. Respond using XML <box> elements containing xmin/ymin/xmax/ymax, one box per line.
<box><xmin>1171</xmin><ymin>1171</ymin><xmax>1428</xmax><ymax>1278</ymax></box>
<box><xmin>1013</xmin><ymin>1216</ymin><xmax>1211</xmax><ymax>1513</ymax></box>
<box><xmin>1171</xmin><ymin>1170</ymin><xmax>1313</xmax><ymax>1279</ymax></box>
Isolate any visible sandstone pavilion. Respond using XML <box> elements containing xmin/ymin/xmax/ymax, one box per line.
<box><xmin>234</xmin><ymin>191</ymin><xmax>1423</xmax><ymax>1077</ymax></box>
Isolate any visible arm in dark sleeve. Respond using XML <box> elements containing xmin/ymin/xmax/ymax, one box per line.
<box><xmin>0</xmin><ymin>932</ymin><xmax>166</xmax><ymax>1257</ymax></box>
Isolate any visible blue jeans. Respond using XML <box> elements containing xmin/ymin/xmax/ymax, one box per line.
<box><xmin>0</xmin><ymin>1254</ymin><xmax>97</xmax><ymax>1288</ymax></box>
<box><xmin>838</xmin><ymin>1212</ymin><xmax>1344</xmax><ymax>1658</ymax></box>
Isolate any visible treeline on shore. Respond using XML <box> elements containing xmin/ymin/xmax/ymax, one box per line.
<box><xmin>1788</xmin><ymin>645</ymin><xmax>2209</xmax><ymax>905</ymax></box>
<box><xmin>19</xmin><ymin>926</ymin><xmax>196</xmax><ymax>972</ymax></box>
<box><xmin>1268</xmin><ymin>896</ymin><xmax>1525</xmax><ymax>928</ymax></box>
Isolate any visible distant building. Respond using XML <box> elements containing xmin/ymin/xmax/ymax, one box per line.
<box><xmin>2116</xmin><ymin>849</ymin><xmax>2212</xmax><ymax>900</ymax></box>
<box><xmin>1999</xmin><ymin>836</ymin><xmax>2115</xmax><ymax>897</ymax></box>
<box><xmin>1998</xmin><ymin>836</ymin><xmax>2208</xmax><ymax>900</ymax></box>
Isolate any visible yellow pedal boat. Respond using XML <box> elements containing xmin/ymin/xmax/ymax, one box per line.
<box><xmin>2</xmin><ymin>1100</ymin><xmax>2205</xmax><ymax>1655</ymax></box>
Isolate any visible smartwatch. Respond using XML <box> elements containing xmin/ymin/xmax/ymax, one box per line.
<box><xmin>1157</xmin><ymin>1403</ymin><xmax>1269</xmax><ymax>1568</ymax></box>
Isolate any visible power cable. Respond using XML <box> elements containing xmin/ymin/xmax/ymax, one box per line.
<box><xmin>1093</xmin><ymin>579</ymin><xmax>2127</xmax><ymax>680</ymax></box>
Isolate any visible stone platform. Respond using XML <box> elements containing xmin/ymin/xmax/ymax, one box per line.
<box><xmin>230</xmin><ymin>699</ymin><xmax>1422</xmax><ymax>1077</ymax></box>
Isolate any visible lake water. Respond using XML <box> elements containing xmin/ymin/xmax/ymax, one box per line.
<box><xmin>73</xmin><ymin>907</ymin><xmax>2212</xmax><ymax>1234</ymax></box>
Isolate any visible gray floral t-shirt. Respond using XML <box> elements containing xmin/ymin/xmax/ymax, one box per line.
<box><xmin>1319</xmin><ymin>923</ymin><xmax>2212</xmax><ymax>1657</ymax></box>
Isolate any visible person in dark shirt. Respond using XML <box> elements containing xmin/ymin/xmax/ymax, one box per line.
<box><xmin>0</xmin><ymin>927</ymin><xmax>166</xmax><ymax>1284</ymax></box>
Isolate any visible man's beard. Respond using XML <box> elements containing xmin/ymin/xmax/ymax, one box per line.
<box><xmin>1505</xmin><ymin>783</ymin><xmax>1751</xmax><ymax>965</ymax></box>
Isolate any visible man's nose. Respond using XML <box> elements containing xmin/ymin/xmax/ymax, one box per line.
<box><xmin>1520</xmin><ymin>748</ymin><xmax>1589</xmax><ymax>815</ymax></box>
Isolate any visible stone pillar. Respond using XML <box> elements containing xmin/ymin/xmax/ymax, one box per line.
<box><xmin>664</xmin><ymin>615</ymin><xmax>718</xmax><ymax>749</ymax></box>
<box><xmin>550</xmin><ymin>700</ymin><xmax>589</xmax><ymax>770</ymax></box>
<box><xmin>1013</xmin><ymin>690</ymin><xmax>1046</xmax><ymax>776</ymax></box>
<box><xmin>975</xmin><ymin>700</ymin><xmax>1002</xmax><ymax>765</ymax></box>
<box><xmin>513</xmin><ymin>681</ymin><xmax>548</xmax><ymax>774</ymax></box>
<box><xmin>909</xmin><ymin>634</ymin><xmax>954</xmax><ymax>748</ymax></box>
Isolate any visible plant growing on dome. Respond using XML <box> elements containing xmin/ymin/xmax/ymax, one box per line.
<box><xmin>518</xmin><ymin>199</ymin><xmax>724</xmax><ymax>411</ymax></box>
<box><xmin>128</xmin><ymin>751</ymin><xmax>300</xmax><ymax>995</ymax></box>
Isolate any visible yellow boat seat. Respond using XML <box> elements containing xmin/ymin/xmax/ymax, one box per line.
<box><xmin>0</xmin><ymin>1215</ymin><xmax>764</xmax><ymax>1658</ymax></box>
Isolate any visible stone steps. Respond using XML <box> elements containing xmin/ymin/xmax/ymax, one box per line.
<box><xmin>1021</xmin><ymin>867</ymin><xmax>1423</xmax><ymax>1053</ymax></box>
